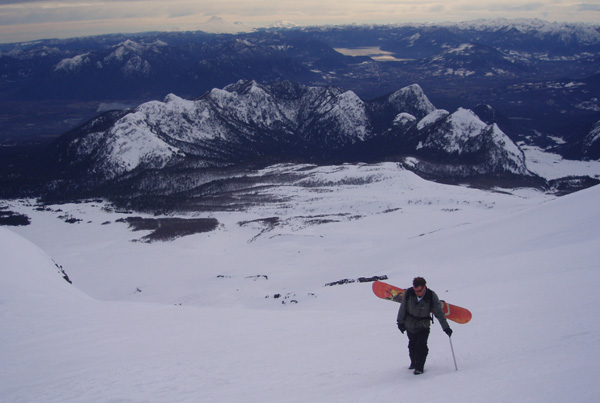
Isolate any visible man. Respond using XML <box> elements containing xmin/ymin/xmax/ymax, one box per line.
<box><xmin>397</xmin><ymin>277</ymin><xmax>452</xmax><ymax>375</ymax></box>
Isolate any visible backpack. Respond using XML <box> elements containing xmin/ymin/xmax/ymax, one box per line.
<box><xmin>406</xmin><ymin>287</ymin><xmax>435</xmax><ymax>323</ymax></box>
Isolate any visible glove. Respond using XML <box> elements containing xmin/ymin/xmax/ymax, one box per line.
<box><xmin>444</xmin><ymin>327</ymin><xmax>453</xmax><ymax>337</ymax></box>
<box><xmin>397</xmin><ymin>322</ymin><xmax>406</xmax><ymax>334</ymax></box>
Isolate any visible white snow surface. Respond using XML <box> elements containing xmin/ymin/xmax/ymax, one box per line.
<box><xmin>393</xmin><ymin>112</ymin><xmax>417</xmax><ymax>128</ymax></box>
<box><xmin>522</xmin><ymin>145</ymin><xmax>600</xmax><ymax>179</ymax></box>
<box><xmin>443</xmin><ymin>108</ymin><xmax>488</xmax><ymax>148</ymax></box>
<box><xmin>417</xmin><ymin>109</ymin><xmax>449</xmax><ymax>130</ymax></box>
<box><xmin>2</xmin><ymin>161</ymin><xmax>600</xmax><ymax>402</ymax></box>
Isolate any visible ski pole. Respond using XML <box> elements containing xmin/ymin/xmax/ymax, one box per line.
<box><xmin>449</xmin><ymin>336</ymin><xmax>458</xmax><ymax>371</ymax></box>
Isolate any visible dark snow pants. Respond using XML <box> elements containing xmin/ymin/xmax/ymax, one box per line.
<box><xmin>407</xmin><ymin>328</ymin><xmax>430</xmax><ymax>371</ymax></box>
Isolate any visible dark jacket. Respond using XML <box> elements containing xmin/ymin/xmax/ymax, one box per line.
<box><xmin>397</xmin><ymin>287</ymin><xmax>450</xmax><ymax>333</ymax></box>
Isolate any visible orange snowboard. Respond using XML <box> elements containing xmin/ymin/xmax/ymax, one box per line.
<box><xmin>372</xmin><ymin>280</ymin><xmax>472</xmax><ymax>324</ymax></box>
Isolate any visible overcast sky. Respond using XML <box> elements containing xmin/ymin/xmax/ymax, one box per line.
<box><xmin>1</xmin><ymin>0</ymin><xmax>599</xmax><ymax>43</ymax></box>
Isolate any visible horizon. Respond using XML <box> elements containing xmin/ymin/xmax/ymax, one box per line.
<box><xmin>1</xmin><ymin>0</ymin><xmax>599</xmax><ymax>44</ymax></box>
<box><xmin>1</xmin><ymin>16</ymin><xmax>599</xmax><ymax>46</ymax></box>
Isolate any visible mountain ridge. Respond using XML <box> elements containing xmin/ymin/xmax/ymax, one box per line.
<box><xmin>53</xmin><ymin>80</ymin><xmax>530</xmax><ymax>189</ymax></box>
<box><xmin>2</xmin><ymin>18</ymin><xmax>599</xmax><ymax>157</ymax></box>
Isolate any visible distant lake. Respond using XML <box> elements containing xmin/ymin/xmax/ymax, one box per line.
<box><xmin>334</xmin><ymin>47</ymin><xmax>412</xmax><ymax>62</ymax></box>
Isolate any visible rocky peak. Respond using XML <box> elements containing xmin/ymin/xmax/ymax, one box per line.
<box><xmin>53</xmin><ymin>80</ymin><xmax>531</xmax><ymax>185</ymax></box>
<box><xmin>386</xmin><ymin>84</ymin><xmax>435</xmax><ymax>120</ymax></box>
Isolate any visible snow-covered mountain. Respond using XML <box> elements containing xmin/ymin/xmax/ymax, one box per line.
<box><xmin>54</xmin><ymin>80</ymin><xmax>529</xmax><ymax>186</ymax></box>
<box><xmin>414</xmin><ymin>108</ymin><xmax>528</xmax><ymax>175</ymax></box>
<box><xmin>194</xmin><ymin>16</ymin><xmax>255</xmax><ymax>34</ymax></box>
<box><xmin>454</xmin><ymin>18</ymin><xmax>600</xmax><ymax>45</ymax></box>
<box><xmin>423</xmin><ymin>43</ymin><xmax>529</xmax><ymax>78</ymax></box>
<box><xmin>53</xmin><ymin>39</ymin><xmax>167</xmax><ymax>77</ymax></box>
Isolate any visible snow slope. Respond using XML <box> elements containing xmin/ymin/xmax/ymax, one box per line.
<box><xmin>1</xmin><ymin>164</ymin><xmax>599</xmax><ymax>402</ymax></box>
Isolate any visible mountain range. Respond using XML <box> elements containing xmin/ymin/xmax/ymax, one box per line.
<box><xmin>1</xmin><ymin>19</ymin><xmax>599</xmax><ymax>154</ymax></box>
<box><xmin>1</xmin><ymin>19</ymin><xmax>599</xmax><ymax>207</ymax></box>
<box><xmin>37</xmin><ymin>80</ymin><xmax>537</xmax><ymax>206</ymax></box>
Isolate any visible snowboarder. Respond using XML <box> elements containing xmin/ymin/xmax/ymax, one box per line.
<box><xmin>397</xmin><ymin>277</ymin><xmax>453</xmax><ymax>375</ymax></box>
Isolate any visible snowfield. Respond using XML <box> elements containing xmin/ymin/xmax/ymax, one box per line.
<box><xmin>1</xmin><ymin>160</ymin><xmax>599</xmax><ymax>402</ymax></box>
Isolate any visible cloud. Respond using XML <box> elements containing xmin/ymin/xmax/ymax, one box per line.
<box><xmin>0</xmin><ymin>1</ymin><xmax>207</xmax><ymax>26</ymax></box>
<box><xmin>0</xmin><ymin>0</ymin><xmax>45</xmax><ymax>4</ymax></box>
<box><xmin>577</xmin><ymin>3</ymin><xmax>600</xmax><ymax>12</ymax></box>
<box><xmin>500</xmin><ymin>2</ymin><xmax>545</xmax><ymax>12</ymax></box>
<box><xmin>0</xmin><ymin>0</ymin><xmax>598</xmax><ymax>43</ymax></box>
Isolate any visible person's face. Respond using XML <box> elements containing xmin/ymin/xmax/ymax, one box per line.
<box><xmin>414</xmin><ymin>285</ymin><xmax>426</xmax><ymax>296</ymax></box>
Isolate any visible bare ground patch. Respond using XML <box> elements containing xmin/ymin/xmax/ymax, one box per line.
<box><xmin>117</xmin><ymin>217</ymin><xmax>219</xmax><ymax>242</ymax></box>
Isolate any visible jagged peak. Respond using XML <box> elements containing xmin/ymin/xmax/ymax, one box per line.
<box><xmin>117</xmin><ymin>39</ymin><xmax>140</xmax><ymax>48</ymax></box>
<box><xmin>223</xmin><ymin>79</ymin><xmax>257</xmax><ymax>94</ymax></box>
<box><xmin>386</xmin><ymin>84</ymin><xmax>435</xmax><ymax>118</ymax></box>
<box><xmin>221</xmin><ymin>80</ymin><xmax>350</xmax><ymax>102</ymax></box>
<box><xmin>388</xmin><ymin>84</ymin><xmax>425</xmax><ymax>100</ymax></box>
<box><xmin>112</xmin><ymin>39</ymin><xmax>145</xmax><ymax>54</ymax></box>
<box><xmin>163</xmin><ymin>93</ymin><xmax>185</xmax><ymax>104</ymax></box>
<box><xmin>447</xmin><ymin>108</ymin><xmax>487</xmax><ymax>135</ymax></box>
<box><xmin>207</xmin><ymin>87</ymin><xmax>236</xmax><ymax>106</ymax></box>
<box><xmin>452</xmin><ymin>107</ymin><xmax>477</xmax><ymax>118</ymax></box>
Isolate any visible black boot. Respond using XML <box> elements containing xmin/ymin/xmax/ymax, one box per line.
<box><xmin>413</xmin><ymin>357</ymin><xmax>426</xmax><ymax>375</ymax></box>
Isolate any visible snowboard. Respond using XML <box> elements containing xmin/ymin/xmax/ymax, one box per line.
<box><xmin>372</xmin><ymin>280</ymin><xmax>472</xmax><ymax>324</ymax></box>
